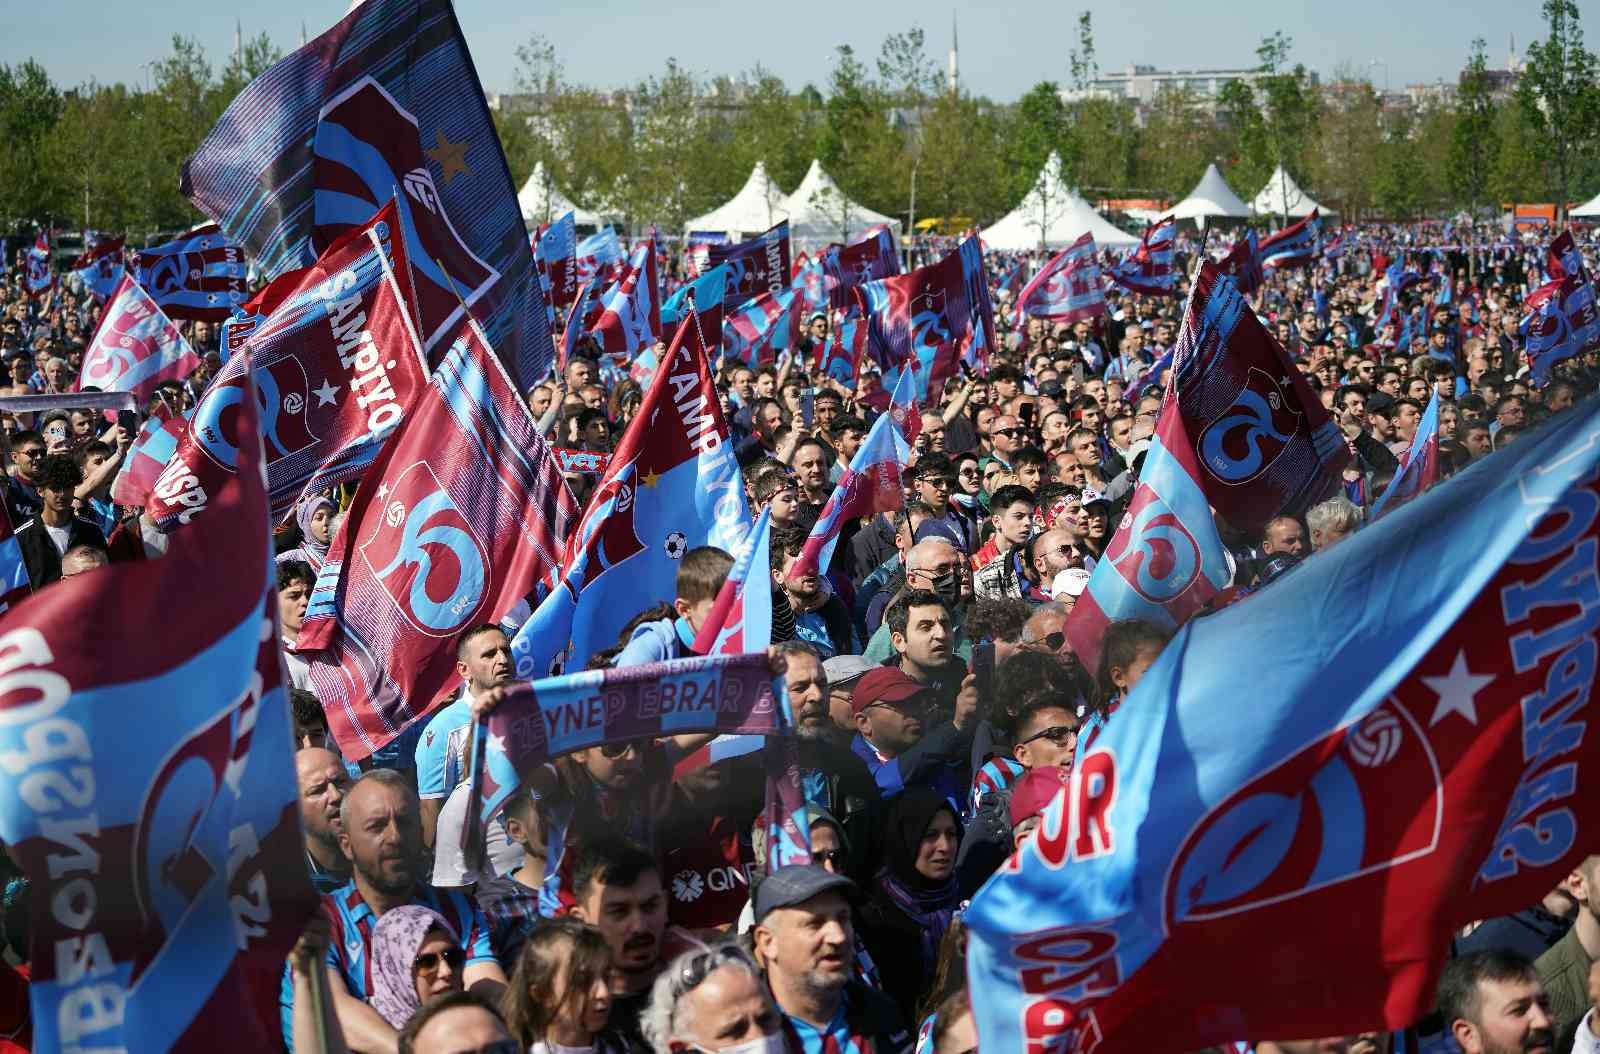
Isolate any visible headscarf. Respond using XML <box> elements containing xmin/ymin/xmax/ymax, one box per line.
<box><xmin>291</xmin><ymin>494</ymin><xmax>336</xmax><ymax>568</ymax></box>
<box><xmin>368</xmin><ymin>905</ymin><xmax>459</xmax><ymax>1029</ymax></box>
<box><xmin>875</xmin><ymin>787</ymin><xmax>962</xmax><ymax>969</ymax></box>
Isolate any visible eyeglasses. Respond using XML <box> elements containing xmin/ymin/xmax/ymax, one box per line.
<box><xmin>917</xmin><ymin>476</ymin><xmax>955</xmax><ymax>491</ymax></box>
<box><xmin>992</xmin><ymin>428</ymin><xmax>1025</xmax><ymax>438</ymax></box>
<box><xmin>599</xmin><ymin>738</ymin><xmax>655</xmax><ymax>759</ymax></box>
<box><xmin>673</xmin><ymin>944</ymin><xmax>754</xmax><ymax>996</ymax></box>
<box><xmin>14</xmin><ymin>448</ymin><xmax>41</xmax><ymax>459</ymax></box>
<box><xmin>414</xmin><ymin>946</ymin><xmax>466</xmax><ymax>973</ymax></box>
<box><xmin>1023</xmin><ymin>631</ymin><xmax>1066</xmax><ymax>652</ymax></box>
<box><xmin>1019</xmin><ymin>725</ymin><xmax>1078</xmax><ymax>747</ymax></box>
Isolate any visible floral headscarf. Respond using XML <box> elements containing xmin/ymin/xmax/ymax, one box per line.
<box><xmin>368</xmin><ymin>905</ymin><xmax>459</xmax><ymax>1029</ymax></box>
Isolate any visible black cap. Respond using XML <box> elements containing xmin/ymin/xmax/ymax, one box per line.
<box><xmin>1037</xmin><ymin>379</ymin><xmax>1064</xmax><ymax>398</ymax></box>
<box><xmin>753</xmin><ymin>865</ymin><xmax>856</xmax><ymax>922</ymax></box>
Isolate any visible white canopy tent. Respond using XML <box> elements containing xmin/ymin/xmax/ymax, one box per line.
<box><xmin>1249</xmin><ymin>165</ymin><xmax>1334</xmax><ymax>219</ymax></box>
<box><xmin>682</xmin><ymin>161</ymin><xmax>789</xmax><ymax>241</ymax></box>
<box><xmin>1572</xmin><ymin>190</ymin><xmax>1600</xmax><ymax>218</ymax></box>
<box><xmin>1165</xmin><ymin>162</ymin><xmax>1252</xmax><ymax>228</ymax></box>
<box><xmin>517</xmin><ymin>162</ymin><xmax>605</xmax><ymax>229</ymax></box>
<box><xmin>781</xmin><ymin>160</ymin><xmax>903</xmax><ymax>251</ymax></box>
<box><xmin>979</xmin><ymin>153</ymin><xmax>1138</xmax><ymax>251</ymax></box>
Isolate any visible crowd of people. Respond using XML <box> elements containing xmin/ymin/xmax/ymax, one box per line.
<box><xmin>1</xmin><ymin>220</ymin><xmax>1598</xmax><ymax>1054</ymax></box>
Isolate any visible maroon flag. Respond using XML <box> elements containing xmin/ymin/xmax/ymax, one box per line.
<box><xmin>298</xmin><ymin>314</ymin><xmax>577</xmax><ymax>759</ymax></box>
<box><xmin>691</xmin><ymin>221</ymin><xmax>792</xmax><ymax>309</ymax></box>
<box><xmin>1170</xmin><ymin>262</ymin><xmax>1350</xmax><ymax>531</ymax></box>
<box><xmin>131</xmin><ymin>223</ymin><xmax>249</xmax><ymax>321</ymax></box>
<box><xmin>76</xmin><ymin>274</ymin><xmax>201</xmax><ymax>406</ymax></box>
<box><xmin>824</xmin><ymin>225</ymin><xmax>900</xmax><ymax>309</ymax></box>
<box><xmin>1547</xmin><ymin>229</ymin><xmax>1590</xmax><ymax>282</ymax></box>
<box><xmin>1216</xmin><ymin>230</ymin><xmax>1263</xmax><ymax>295</ymax></box>
<box><xmin>1106</xmin><ymin>217</ymin><xmax>1178</xmax><ymax>296</ymax></box>
<box><xmin>1013</xmin><ymin>233</ymin><xmax>1106</xmax><ymax>330</ymax></box>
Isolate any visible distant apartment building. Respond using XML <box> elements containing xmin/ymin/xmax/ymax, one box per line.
<box><xmin>1059</xmin><ymin>63</ymin><xmax>1320</xmax><ymax>126</ymax></box>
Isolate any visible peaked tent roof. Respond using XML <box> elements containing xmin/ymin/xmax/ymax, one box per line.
<box><xmin>1166</xmin><ymin>162</ymin><xmax>1252</xmax><ymax>225</ymax></box>
<box><xmin>517</xmin><ymin>162</ymin><xmax>605</xmax><ymax>228</ymax></box>
<box><xmin>1572</xmin><ymin>190</ymin><xmax>1600</xmax><ymax>218</ymax></box>
<box><xmin>1249</xmin><ymin>165</ymin><xmax>1335</xmax><ymax>218</ymax></box>
<box><xmin>682</xmin><ymin>161</ymin><xmax>790</xmax><ymax>239</ymax></box>
<box><xmin>979</xmin><ymin>152</ymin><xmax>1138</xmax><ymax>251</ymax></box>
<box><xmin>781</xmin><ymin>160</ymin><xmax>903</xmax><ymax>251</ymax></box>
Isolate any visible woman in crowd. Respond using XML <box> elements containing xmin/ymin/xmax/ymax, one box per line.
<box><xmin>367</xmin><ymin>905</ymin><xmax>466</xmax><ymax>1030</ymax></box>
<box><xmin>277</xmin><ymin>493</ymin><xmax>336</xmax><ymax>570</ymax></box>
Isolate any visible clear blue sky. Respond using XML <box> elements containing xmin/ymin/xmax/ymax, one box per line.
<box><xmin>0</xmin><ymin>0</ymin><xmax>1554</xmax><ymax>98</ymax></box>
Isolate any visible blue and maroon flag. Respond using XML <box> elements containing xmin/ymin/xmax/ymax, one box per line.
<box><xmin>970</xmin><ymin>401</ymin><xmax>1600</xmax><ymax>1054</ymax></box>
<box><xmin>576</xmin><ymin>228</ymin><xmax>624</xmax><ymax>288</ymax></box>
<box><xmin>693</xmin><ymin>221</ymin><xmax>792</xmax><ymax>310</ymax></box>
<box><xmin>1259</xmin><ymin>209</ymin><xmax>1320</xmax><ymax>271</ymax></box>
<box><xmin>71</xmin><ymin>236</ymin><xmax>125</xmax><ymax>302</ymax></box>
<box><xmin>24</xmin><ymin>232</ymin><xmax>52</xmax><ymax>298</ymax></box>
<box><xmin>1014</xmin><ymin>233</ymin><xmax>1106</xmax><ymax>331</ymax></box>
<box><xmin>111</xmin><ymin>410</ymin><xmax>192</xmax><ymax>508</ymax></box>
<box><xmin>535</xmin><ymin>210</ymin><xmax>579</xmax><ymax>313</ymax></box>
<box><xmin>0</xmin><ymin>498</ymin><xmax>29</xmax><ymax>612</ymax></box>
<box><xmin>1322</xmin><ymin>230</ymin><xmax>1346</xmax><ymax>261</ymax></box>
<box><xmin>823</xmin><ymin>225</ymin><xmax>899</xmax><ymax>309</ymax></box>
<box><xmin>814</xmin><ymin>308</ymin><xmax>865</xmax><ymax>385</ymax></box>
<box><xmin>1170</xmin><ymin>262</ymin><xmax>1349</xmax><ymax>531</ymax></box>
<box><xmin>1520</xmin><ymin>274</ymin><xmax>1600</xmax><ymax>387</ymax></box>
<box><xmin>146</xmin><ymin>202</ymin><xmax>431</xmax><ymax>527</ymax></box>
<box><xmin>589</xmin><ymin>239</ymin><xmax>660</xmax><ymax>358</ymax></box>
<box><xmin>793</xmin><ymin>406</ymin><xmax>910</xmax><ymax>579</ymax></box>
<box><xmin>511</xmin><ymin>303</ymin><xmax>752</xmax><ymax>679</ymax></box>
<box><xmin>130</xmin><ymin>224</ymin><xmax>248</xmax><ymax>321</ymax></box>
<box><xmin>997</xmin><ymin>257</ymin><xmax>1028</xmax><ymax>302</ymax></box>
<box><xmin>1063</xmin><ymin>396</ymin><xmax>1232</xmax><ymax>670</ymax></box>
<box><xmin>1216</xmin><ymin>230</ymin><xmax>1263</xmax><ymax>294</ymax></box>
<box><xmin>1371</xmin><ymin>389</ymin><xmax>1440</xmax><ymax>518</ymax></box>
<box><xmin>0</xmin><ymin>345</ymin><xmax>317</xmax><ymax>1050</ymax></box>
<box><xmin>76</xmin><ymin>273</ymin><xmax>201</xmax><ymax>407</ymax></box>
<box><xmin>181</xmin><ymin>0</ymin><xmax>554</xmax><ymax>390</ymax></box>
<box><xmin>298</xmin><ymin>313</ymin><xmax>576</xmax><ymax>760</ymax></box>
<box><xmin>660</xmin><ymin>263</ymin><xmax>728</xmax><ymax>338</ymax></box>
<box><xmin>693</xmin><ymin>505</ymin><xmax>774</xmax><ymax>657</ymax></box>
<box><xmin>1546</xmin><ymin>229</ymin><xmax>1590</xmax><ymax>283</ymax></box>
<box><xmin>793</xmin><ymin>252</ymin><xmax>829</xmax><ymax>316</ymax></box>
<box><xmin>724</xmin><ymin>287</ymin><xmax>804</xmax><ymax>367</ymax></box>
<box><xmin>1106</xmin><ymin>217</ymin><xmax>1178</xmax><ymax>296</ymax></box>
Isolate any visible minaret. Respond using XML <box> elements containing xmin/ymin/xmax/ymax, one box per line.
<box><xmin>948</xmin><ymin>12</ymin><xmax>959</xmax><ymax>95</ymax></box>
<box><xmin>300</xmin><ymin>21</ymin><xmax>308</xmax><ymax>47</ymax></box>
<box><xmin>234</xmin><ymin>19</ymin><xmax>242</xmax><ymax>66</ymax></box>
<box><xmin>1509</xmin><ymin>32</ymin><xmax>1517</xmax><ymax>72</ymax></box>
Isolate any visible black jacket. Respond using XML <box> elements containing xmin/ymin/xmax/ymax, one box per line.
<box><xmin>15</xmin><ymin>515</ymin><xmax>107</xmax><ymax>588</ymax></box>
<box><xmin>795</xmin><ymin>737</ymin><xmax>884</xmax><ymax>881</ymax></box>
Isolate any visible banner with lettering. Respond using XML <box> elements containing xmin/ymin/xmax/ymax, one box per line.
<box><xmin>146</xmin><ymin>201</ymin><xmax>429</xmax><ymax>528</ymax></box>
<box><xmin>76</xmin><ymin>273</ymin><xmax>202</xmax><ymax>407</ymax></box>
<box><xmin>968</xmin><ymin>403</ymin><xmax>1600</xmax><ymax>1054</ymax></box>
<box><xmin>691</xmin><ymin>221</ymin><xmax>792</xmax><ymax>310</ymax></box>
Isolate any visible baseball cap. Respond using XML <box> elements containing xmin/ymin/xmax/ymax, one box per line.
<box><xmin>754</xmin><ymin>865</ymin><xmax>857</xmax><ymax>922</ymax></box>
<box><xmin>1037</xmin><ymin>379</ymin><xmax>1064</xmax><ymax>398</ymax></box>
<box><xmin>822</xmin><ymin>654</ymin><xmax>875</xmax><ymax>690</ymax></box>
<box><xmin>850</xmin><ymin>666</ymin><xmax>932</xmax><ymax>716</ymax></box>
<box><xmin>1009</xmin><ymin>767</ymin><xmax>1070</xmax><ymax>827</ymax></box>
<box><xmin>1050</xmin><ymin>567</ymin><xmax>1091</xmax><ymax>600</ymax></box>
<box><xmin>913</xmin><ymin>518</ymin><xmax>966</xmax><ymax>552</ymax></box>
<box><xmin>1365</xmin><ymin>391</ymin><xmax>1396</xmax><ymax>415</ymax></box>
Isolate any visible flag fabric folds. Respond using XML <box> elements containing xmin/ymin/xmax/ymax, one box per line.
<box><xmin>534</xmin><ymin>210</ymin><xmax>579</xmax><ymax>312</ymax></box>
<box><xmin>298</xmin><ymin>315</ymin><xmax>575</xmax><ymax>760</ymax></box>
<box><xmin>0</xmin><ymin>500</ymin><xmax>30</xmax><ymax>612</ymax></box>
<box><xmin>1521</xmin><ymin>231</ymin><xmax>1600</xmax><ymax>387</ymax></box>
<box><xmin>969</xmin><ymin>402</ymin><xmax>1600</xmax><ymax>1054</ymax></box>
<box><xmin>76</xmin><ymin>273</ymin><xmax>202</xmax><ymax>407</ymax></box>
<box><xmin>130</xmin><ymin>224</ymin><xmax>248</xmax><ymax>321</ymax></box>
<box><xmin>1371</xmin><ymin>390</ymin><xmax>1441</xmax><ymax>517</ymax></box>
<box><xmin>1063</xmin><ymin>397</ymin><xmax>1232</xmax><ymax>670</ymax></box>
<box><xmin>1105</xmin><ymin>217</ymin><xmax>1178</xmax><ymax>296</ymax></box>
<box><xmin>24</xmin><ymin>232</ymin><xmax>52</xmax><ymax>297</ymax></box>
<box><xmin>1258</xmin><ymin>209</ymin><xmax>1321</xmax><ymax>271</ymax></box>
<box><xmin>510</xmin><ymin>306</ymin><xmax>750</xmax><ymax>679</ymax></box>
<box><xmin>575</xmin><ymin>228</ymin><xmax>624</xmax><ymax>288</ymax></box>
<box><xmin>792</xmin><ymin>407</ymin><xmax>910</xmax><ymax>579</ymax></box>
<box><xmin>0</xmin><ymin>348</ymin><xmax>316</xmax><ymax>1049</ymax></box>
<box><xmin>71</xmin><ymin>236</ymin><xmax>126</xmax><ymax>302</ymax></box>
<box><xmin>659</xmin><ymin>264</ymin><xmax>728</xmax><ymax>349</ymax></box>
<box><xmin>588</xmin><ymin>239</ymin><xmax>660</xmax><ymax>358</ymax></box>
<box><xmin>112</xmin><ymin>410</ymin><xmax>193</xmax><ymax>507</ymax></box>
<box><xmin>823</xmin><ymin>225</ymin><xmax>900</xmax><ymax>309</ymax></box>
<box><xmin>146</xmin><ymin>202</ymin><xmax>431</xmax><ymax>527</ymax></box>
<box><xmin>1216</xmin><ymin>230</ymin><xmax>1263</xmax><ymax>295</ymax></box>
<box><xmin>692</xmin><ymin>506</ymin><xmax>774</xmax><ymax>656</ymax></box>
<box><xmin>180</xmin><ymin>0</ymin><xmax>554</xmax><ymax>389</ymax></box>
<box><xmin>724</xmin><ymin>287</ymin><xmax>804</xmax><ymax>367</ymax></box>
<box><xmin>1170</xmin><ymin>262</ymin><xmax>1350</xmax><ymax>530</ymax></box>
<box><xmin>1013</xmin><ymin>233</ymin><xmax>1106</xmax><ymax>330</ymax></box>
<box><xmin>692</xmin><ymin>221</ymin><xmax>792</xmax><ymax>310</ymax></box>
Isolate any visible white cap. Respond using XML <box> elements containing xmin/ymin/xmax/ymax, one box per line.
<box><xmin>1051</xmin><ymin>568</ymin><xmax>1092</xmax><ymax>600</ymax></box>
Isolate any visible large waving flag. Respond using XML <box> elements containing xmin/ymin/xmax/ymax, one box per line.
<box><xmin>0</xmin><ymin>347</ymin><xmax>317</xmax><ymax>1049</ymax></box>
<box><xmin>112</xmin><ymin>409</ymin><xmax>193</xmax><ymax>507</ymax></box>
<box><xmin>130</xmin><ymin>224</ymin><xmax>248</xmax><ymax>321</ymax></box>
<box><xmin>724</xmin><ymin>286</ymin><xmax>803</xmax><ymax>367</ymax></box>
<box><xmin>1216</xmin><ymin>230</ymin><xmax>1263</xmax><ymax>295</ymax></box>
<box><xmin>823</xmin><ymin>225</ymin><xmax>900</xmax><ymax>309</ymax></box>
<box><xmin>1520</xmin><ymin>275</ymin><xmax>1600</xmax><ymax>387</ymax></box>
<box><xmin>181</xmin><ymin>0</ymin><xmax>554</xmax><ymax>390</ymax></box>
<box><xmin>1259</xmin><ymin>209</ymin><xmax>1321</xmax><ymax>271</ymax></box>
<box><xmin>24</xmin><ymin>232</ymin><xmax>52</xmax><ymax>297</ymax></box>
<box><xmin>692</xmin><ymin>221</ymin><xmax>792</xmax><ymax>309</ymax></box>
<box><xmin>970</xmin><ymin>403</ymin><xmax>1600</xmax><ymax>1054</ymax></box>
<box><xmin>1014</xmin><ymin>233</ymin><xmax>1106</xmax><ymax>330</ymax></box>
<box><xmin>71</xmin><ymin>236</ymin><xmax>126</xmax><ymax>302</ymax></box>
<box><xmin>1106</xmin><ymin>217</ymin><xmax>1178</xmax><ymax>296</ymax></box>
<box><xmin>589</xmin><ymin>239</ymin><xmax>660</xmax><ymax>357</ymax></box>
<box><xmin>511</xmin><ymin>305</ymin><xmax>750</xmax><ymax>679</ymax></box>
<box><xmin>534</xmin><ymin>210</ymin><xmax>579</xmax><ymax>312</ymax></box>
<box><xmin>1064</xmin><ymin>397</ymin><xmax>1232</xmax><ymax>670</ymax></box>
<box><xmin>147</xmin><ymin>202</ymin><xmax>430</xmax><ymax>528</ymax></box>
<box><xmin>660</xmin><ymin>263</ymin><xmax>728</xmax><ymax>346</ymax></box>
<box><xmin>1170</xmin><ymin>262</ymin><xmax>1349</xmax><ymax>531</ymax></box>
<box><xmin>1370</xmin><ymin>390</ymin><xmax>1440</xmax><ymax>518</ymax></box>
<box><xmin>298</xmin><ymin>314</ymin><xmax>576</xmax><ymax>760</ymax></box>
<box><xmin>792</xmin><ymin>407</ymin><xmax>910</xmax><ymax>579</ymax></box>
<box><xmin>76</xmin><ymin>273</ymin><xmax>201</xmax><ymax>406</ymax></box>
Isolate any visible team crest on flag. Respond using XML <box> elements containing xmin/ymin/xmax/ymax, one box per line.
<box><xmin>359</xmin><ymin>461</ymin><xmax>490</xmax><ymax>637</ymax></box>
<box><xmin>76</xmin><ymin>273</ymin><xmax>202</xmax><ymax>406</ymax></box>
<box><xmin>131</xmin><ymin>224</ymin><xmax>248</xmax><ymax>321</ymax></box>
<box><xmin>1196</xmin><ymin>366</ymin><xmax>1304</xmax><ymax>485</ymax></box>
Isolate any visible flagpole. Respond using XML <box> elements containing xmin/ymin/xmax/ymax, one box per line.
<box><xmin>305</xmin><ymin>958</ymin><xmax>337</xmax><ymax>1054</ymax></box>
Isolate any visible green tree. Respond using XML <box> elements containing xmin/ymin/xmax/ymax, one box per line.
<box><xmin>1448</xmin><ymin>38</ymin><xmax>1500</xmax><ymax>217</ymax></box>
<box><xmin>1374</xmin><ymin>113</ymin><xmax>1425</xmax><ymax>219</ymax></box>
<box><xmin>1518</xmin><ymin>0</ymin><xmax>1599</xmax><ymax>217</ymax></box>
<box><xmin>1138</xmin><ymin>86</ymin><xmax>1224</xmax><ymax>201</ymax></box>
<box><xmin>1007</xmin><ymin>82</ymin><xmax>1071</xmax><ymax>204</ymax></box>
<box><xmin>0</xmin><ymin>60</ymin><xmax>64</xmax><ymax>223</ymax></box>
<box><xmin>1306</xmin><ymin>75</ymin><xmax>1383</xmax><ymax>220</ymax></box>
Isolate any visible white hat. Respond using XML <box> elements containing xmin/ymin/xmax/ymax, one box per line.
<box><xmin>1051</xmin><ymin>568</ymin><xmax>1092</xmax><ymax>600</ymax></box>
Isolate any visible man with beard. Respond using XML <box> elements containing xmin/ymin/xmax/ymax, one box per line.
<box><xmin>770</xmin><ymin>525</ymin><xmax>855</xmax><ymax>658</ymax></box>
<box><xmin>779</xmin><ymin>642</ymin><xmax>882</xmax><ymax>878</ymax></box>
<box><xmin>296</xmin><ymin>747</ymin><xmax>352</xmax><ymax>894</ymax></box>
<box><xmin>415</xmin><ymin>625</ymin><xmax>515</xmax><ymax>847</ymax></box>
<box><xmin>851</xmin><ymin>638</ymin><xmax>978</xmax><ymax>803</ymax></box>
<box><xmin>1538</xmin><ymin>857</ymin><xmax>1600</xmax><ymax>1032</ymax></box>
<box><xmin>752</xmin><ymin>866</ymin><xmax>911</xmax><ymax>1052</ymax></box>
<box><xmin>571</xmin><ymin>839</ymin><xmax>675</xmax><ymax>1050</ymax></box>
<box><xmin>1439</xmin><ymin>950</ymin><xmax>1555</xmax><ymax>1054</ymax></box>
<box><xmin>281</xmin><ymin>769</ymin><xmax>506</xmax><ymax>1052</ymax></box>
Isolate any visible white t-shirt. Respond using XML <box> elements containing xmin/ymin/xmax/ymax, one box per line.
<box><xmin>44</xmin><ymin>522</ymin><xmax>69</xmax><ymax>557</ymax></box>
<box><xmin>432</xmin><ymin>777</ymin><xmax>525</xmax><ymax>888</ymax></box>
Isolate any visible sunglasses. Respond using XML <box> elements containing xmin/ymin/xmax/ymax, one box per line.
<box><xmin>673</xmin><ymin>944</ymin><xmax>753</xmax><ymax>996</ymax></box>
<box><xmin>599</xmin><ymin>738</ymin><xmax>655</xmax><ymax>759</ymax></box>
<box><xmin>1019</xmin><ymin>724</ymin><xmax>1078</xmax><ymax>747</ymax></box>
<box><xmin>414</xmin><ymin>946</ymin><xmax>467</xmax><ymax>973</ymax></box>
<box><xmin>992</xmin><ymin>427</ymin><xmax>1025</xmax><ymax>438</ymax></box>
<box><xmin>1023</xmin><ymin>631</ymin><xmax>1066</xmax><ymax>652</ymax></box>
<box><xmin>917</xmin><ymin>476</ymin><xmax>956</xmax><ymax>490</ymax></box>
<box><xmin>812</xmin><ymin>849</ymin><xmax>847</xmax><ymax>869</ymax></box>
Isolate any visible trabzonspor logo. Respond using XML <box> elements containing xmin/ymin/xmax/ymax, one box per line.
<box><xmin>1198</xmin><ymin>367</ymin><xmax>1303</xmax><ymax>485</ymax></box>
<box><xmin>360</xmin><ymin>461</ymin><xmax>490</xmax><ymax>637</ymax></box>
<box><xmin>1164</xmin><ymin>700</ymin><xmax>1441</xmax><ymax>927</ymax></box>
<box><xmin>193</xmin><ymin>357</ymin><xmax>319</xmax><ymax>471</ymax></box>
<box><xmin>909</xmin><ymin>289</ymin><xmax>951</xmax><ymax>352</ymax></box>
<box><xmin>1106</xmin><ymin>484</ymin><xmax>1200</xmax><ymax>603</ymax></box>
